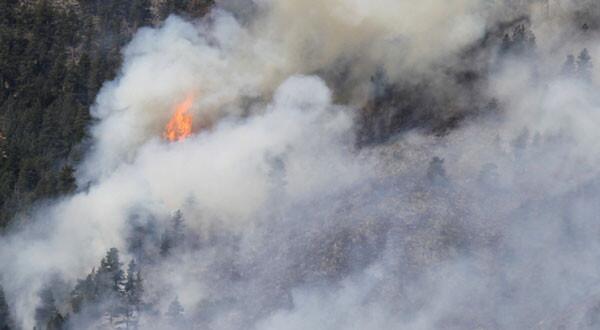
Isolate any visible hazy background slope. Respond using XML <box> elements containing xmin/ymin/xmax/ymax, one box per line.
<box><xmin>4</xmin><ymin>1</ymin><xmax>600</xmax><ymax>329</ymax></box>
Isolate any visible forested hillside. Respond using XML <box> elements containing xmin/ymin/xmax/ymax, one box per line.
<box><xmin>4</xmin><ymin>1</ymin><xmax>600</xmax><ymax>330</ymax></box>
<box><xmin>0</xmin><ymin>0</ymin><xmax>213</xmax><ymax>228</ymax></box>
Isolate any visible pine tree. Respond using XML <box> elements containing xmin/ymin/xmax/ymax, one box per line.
<box><xmin>125</xmin><ymin>260</ymin><xmax>143</xmax><ymax>305</ymax></box>
<box><xmin>129</xmin><ymin>0</ymin><xmax>154</xmax><ymax>28</ymax></box>
<box><xmin>70</xmin><ymin>249</ymin><xmax>150</xmax><ymax>327</ymax></box>
<box><xmin>127</xmin><ymin>214</ymin><xmax>162</xmax><ymax>265</ymax></box>
<box><xmin>46</xmin><ymin>312</ymin><xmax>66</xmax><ymax>330</ymax></box>
<box><xmin>166</xmin><ymin>297</ymin><xmax>185</xmax><ymax>329</ymax></box>
<box><xmin>57</xmin><ymin>166</ymin><xmax>76</xmax><ymax>194</ymax></box>
<box><xmin>71</xmin><ymin>269</ymin><xmax>98</xmax><ymax>315</ymax></box>
<box><xmin>500</xmin><ymin>33</ymin><xmax>511</xmax><ymax>54</ymax></box>
<box><xmin>34</xmin><ymin>287</ymin><xmax>60</xmax><ymax>330</ymax></box>
<box><xmin>371</xmin><ymin>67</ymin><xmax>389</xmax><ymax>99</ymax></box>
<box><xmin>500</xmin><ymin>24</ymin><xmax>536</xmax><ymax>57</ymax></box>
<box><xmin>160</xmin><ymin>211</ymin><xmax>186</xmax><ymax>257</ymax></box>
<box><xmin>96</xmin><ymin>248</ymin><xmax>126</xmax><ymax>325</ymax></box>
<box><xmin>124</xmin><ymin>260</ymin><xmax>144</xmax><ymax>329</ymax></box>
<box><xmin>577</xmin><ymin>48</ymin><xmax>593</xmax><ymax>82</ymax></box>
<box><xmin>97</xmin><ymin>248</ymin><xmax>125</xmax><ymax>293</ymax></box>
<box><xmin>0</xmin><ymin>286</ymin><xmax>14</xmax><ymax>330</ymax></box>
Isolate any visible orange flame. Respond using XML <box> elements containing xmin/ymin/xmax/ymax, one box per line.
<box><xmin>164</xmin><ymin>95</ymin><xmax>194</xmax><ymax>142</ymax></box>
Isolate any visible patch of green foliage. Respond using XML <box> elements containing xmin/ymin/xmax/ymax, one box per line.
<box><xmin>0</xmin><ymin>0</ymin><xmax>213</xmax><ymax>228</ymax></box>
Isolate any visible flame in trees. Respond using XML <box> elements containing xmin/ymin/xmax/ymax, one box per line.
<box><xmin>164</xmin><ymin>95</ymin><xmax>194</xmax><ymax>142</ymax></box>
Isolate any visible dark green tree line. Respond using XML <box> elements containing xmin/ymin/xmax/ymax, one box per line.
<box><xmin>0</xmin><ymin>0</ymin><xmax>213</xmax><ymax>228</ymax></box>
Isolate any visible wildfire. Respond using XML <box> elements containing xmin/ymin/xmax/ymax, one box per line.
<box><xmin>164</xmin><ymin>95</ymin><xmax>194</xmax><ymax>142</ymax></box>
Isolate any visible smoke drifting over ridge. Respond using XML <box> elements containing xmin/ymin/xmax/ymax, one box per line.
<box><xmin>4</xmin><ymin>0</ymin><xmax>600</xmax><ymax>329</ymax></box>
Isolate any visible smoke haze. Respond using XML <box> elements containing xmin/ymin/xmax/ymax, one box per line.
<box><xmin>4</xmin><ymin>0</ymin><xmax>600</xmax><ymax>329</ymax></box>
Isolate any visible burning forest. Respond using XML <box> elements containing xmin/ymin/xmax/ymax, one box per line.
<box><xmin>3</xmin><ymin>0</ymin><xmax>600</xmax><ymax>329</ymax></box>
<box><xmin>164</xmin><ymin>96</ymin><xmax>195</xmax><ymax>142</ymax></box>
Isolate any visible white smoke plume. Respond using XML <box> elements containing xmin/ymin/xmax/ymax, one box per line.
<box><xmin>3</xmin><ymin>0</ymin><xmax>600</xmax><ymax>329</ymax></box>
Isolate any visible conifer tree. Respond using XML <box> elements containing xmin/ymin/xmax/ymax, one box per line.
<box><xmin>166</xmin><ymin>297</ymin><xmax>185</xmax><ymax>329</ymax></box>
<box><xmin>577</xmin><ymin>48</ymin><xmax>593</xmax><ymax>82</ymax></box>
<box><xmin>0</xmin><ymin>286</ymin><xmax>14</xmax><ymax>330</ymax></box>
<box><xmin>96</xmin><ymin>248</ymin><xmax>126</xmax><ymax>325</ymax></box>
<box><xmin>130</xmin><ymin>0</ymin><xmax>154</xmax><ymax>27</ymax></box>
<box><xmin>34</xmin><ymin>287</ymin><xmax>60</xmax><ymax>330</ymax></box>
<box><xmin>160</xmin><ymin>210</ymin><xmax>186</xmax><ymax>256</ymax></box>
<box><xmin>70</xmin><ymin>268</ymin><xmax>98</xmax><ymax>315</ymax></box>
<box><xmin>124</xmin><ymin>260</ymin><xmax>144</xmax><ymax>329</ymax></box>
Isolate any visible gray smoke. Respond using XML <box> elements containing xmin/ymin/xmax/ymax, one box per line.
<box><xmin>3</xmin><ymin>0</ymin><xmax>600</xmax><ymax>329</ymax></box>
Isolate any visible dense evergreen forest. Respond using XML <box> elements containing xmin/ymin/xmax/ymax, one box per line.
<box><xmin>0</xmin><ymin>0</ymin><xmax>213</xmax><ymax>228</ymax></box>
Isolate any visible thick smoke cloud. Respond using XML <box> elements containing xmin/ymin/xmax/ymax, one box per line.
<box><xmin>1</xmin><ymin>70</ymin><xmax>363</xmax><ymax>328</ymax></box>
<box><xmin>3</xmin><ymin>0</ymin><xmax>600</xmax><ymax>329</ymax></box>
<box><xmin>82</xmin><ymin>0</ymin><xmax>494</xmax><ymax>179</ymax></box>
